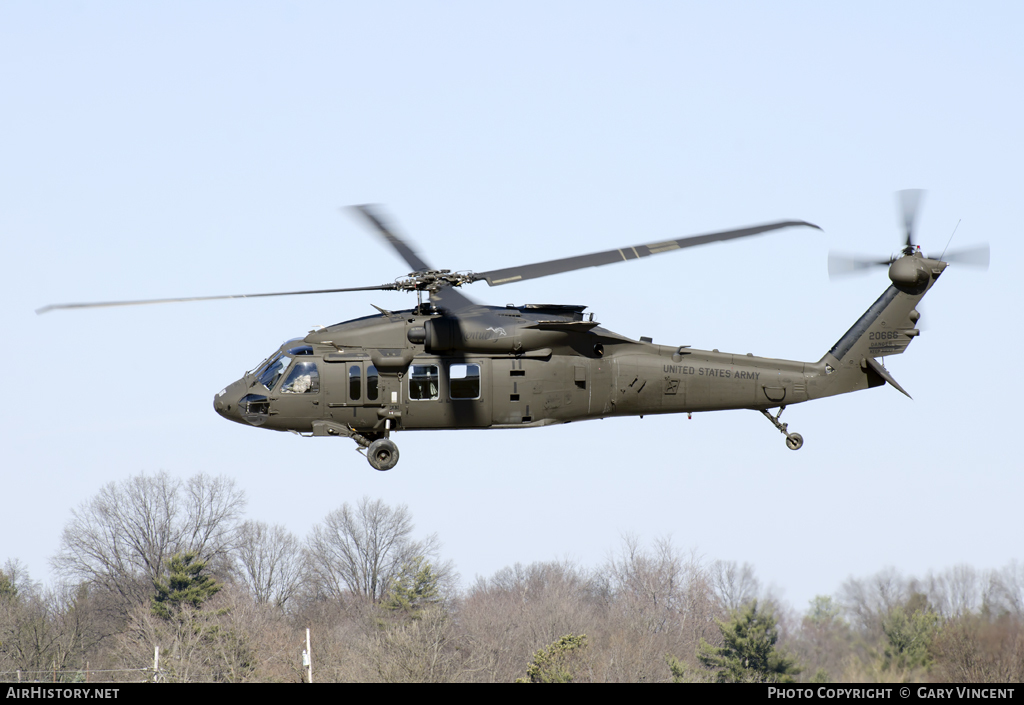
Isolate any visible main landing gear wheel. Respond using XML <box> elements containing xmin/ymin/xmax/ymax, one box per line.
<box><xmin>759</xmin><ymin>406</ymin><xmax>804</xmax><ymax>451</ymax></box>
<box><xmin>367</xmin><ymin>439</ymin><xmax>399</xmax><ymax>471</ymax></box>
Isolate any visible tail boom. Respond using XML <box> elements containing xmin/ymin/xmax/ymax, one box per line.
<box><xmin>811</xmin><ymin>256</ymin><xmax>946</xmax><ymax>401</ymax></box>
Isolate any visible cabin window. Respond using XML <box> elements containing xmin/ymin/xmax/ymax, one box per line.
<box><xmin>450</xmin><ymin>363</ymin><xmax>481</xmax><ymax>400</ymax></box>
<box><xmin>349</xmin><ymin>365</ymin><xmax>361</xmax><ymax>400</ymax></box>
<box><xmin>409</xmin><ymin>364</ymin><xmax>439</xmax><ymax>401</ymax></box>
<box><xmin>281</xmin><ymin>361</ymin><xmax>320</xmax><ymax>394</ymax></box>
<box><xmin>367</xmin><ymin>365</ymin><xmax>379</xmax><ymax>401</ymax></box>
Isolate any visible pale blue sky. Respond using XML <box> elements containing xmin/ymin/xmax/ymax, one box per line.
<box><xmin>2</xmin><ymin>2</ymin><xmax>1021</xmax><ymax>610</ymax></box>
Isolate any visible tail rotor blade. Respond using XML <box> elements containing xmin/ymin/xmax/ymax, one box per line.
<box><xmin>897</xmin><ymin>189</ymin><xmax>926</xmax><ymax>248</ymax></box>
<box><xmin>828</xmin><ymin>251</ymin><xmax>891</xmax><ymax>279</ymax></box>
<box><xmin>931</xmin><ymin>243</ymin><xmax>990</xmax><ymax>268</ymax></box>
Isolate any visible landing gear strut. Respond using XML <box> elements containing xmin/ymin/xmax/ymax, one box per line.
<box><xmin>312</xmin><ymin>419</ymin><xmax>402</xmax><ymax>470</ymax></box>
<box><xmin>759</xmin><ymin>406</ymin><xmax>803</xmax><ymax>451</ymax></box>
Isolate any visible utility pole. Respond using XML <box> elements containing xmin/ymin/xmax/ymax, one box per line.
<box><xmin>302</xmin><ymin>628</ymin><xmax>313</xmax><ymax>683</ymax></box>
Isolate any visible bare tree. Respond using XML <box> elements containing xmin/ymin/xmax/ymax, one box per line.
<box><xmin>114</xmin><ymin>584</ymin><xmax>301</xmax><ymax>683</ymax></box>
<box><xmin>927</xmin><ymin>565</ymin><xmax>982</xmax><ymax>619</ymax></box>
<box><xmin>602</xmin><ymin>536</ymin><xmax>719</xmax><ymax>682</ymax></box>
<box><xmin>986</xmin><ymin>561</ymin><xmax>1024</xmax><ymax>618</ymax></box>
<box><xmin>235</xmin><ymin>521</ymin><xmax>302</xmax><ymax>610</ymax></box>
<box><xmin>605</xmin><ymin>536</ymin><xmax>690</xmax><ymax>632</ymax></box>
<box><xmin>458</xmin><ymin>560</ymin><xmax>599</xmax><ymax>683</ymax></box>
<box><xmin>709</xmin><ymin>560</ymin><xmax>761</xmax><ymax>613</ymax></box>
<box><xmin>789</xmin><ymin>595</ymin><xmax>855</xmax><ymax>683</ymax></box>
<box><xmin>0</xmin><ymin>560</ymin><xmax>43</xmax><ymax>673</ymax></box>
<box><xmin>367</xmin><ymin>604</ymin><xmax>464</xmax><ymax>683</ymax></box>
<box><xmin>181</xmin><ymin>474</ymin><xmax>248</xmax><ymax>571</ymax></box>
<box><xmin>304</xmin><ymin>497</ymin><xmax>444</xmax><ymax>604</ymax></box>
<box><xmin>839</xmin><ymin>567</ymin><xmax>909</xmax><ymax>635</ymax></box>
<box><xmin>52</xmin><ymin>471</ymin><xmax>246</xmax><ymax>612</ymax></box>
<box><xmin>0</xmin><ymin>561</ymin><xmax>108</xmax><ymax>677</ymax></box>
<box><xmin>1</xmin><ymin>559</ymin><xmax>38</xmax><ymax>598</ymax></box>
<box><xmin>932</xmin><ymin>610</ymin><xmax>1024</xmax><ymax>683</ymax></box>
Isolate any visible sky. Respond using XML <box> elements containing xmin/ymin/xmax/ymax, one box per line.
<box><xmin>2</xmin><ymin>2</ymin><xmax>1022</xmax><ymax>612</ymax></box>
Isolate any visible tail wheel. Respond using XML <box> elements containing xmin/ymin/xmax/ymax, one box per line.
<box><xmin>786</xmin><ymin>433</ymin><xmax>804</xmax><ymax>451</ymax></box>
<box><xmin>367</xmin><ymin>438</ymin><xmax>400</xmax><ymax>471</ymax></box>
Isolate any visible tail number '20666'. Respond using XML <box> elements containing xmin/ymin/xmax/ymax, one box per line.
<box><xmin>869</xmin><ymin>330</ymin><xmax>902</xmax><ymax>341</ymax></box>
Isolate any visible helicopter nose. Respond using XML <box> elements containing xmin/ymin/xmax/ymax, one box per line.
<box><xmin>214</xmin><ymin>380</ymin><xmax>244</xmax><ymax>421</ymax></box>
<box><xmin>214</xmin><ymin>387</ymin><xmax>231</xmax><ymax>417</ymax></box>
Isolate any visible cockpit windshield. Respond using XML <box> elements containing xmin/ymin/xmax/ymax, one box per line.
<box><xmin>255</xmin><ymin>353</ymin><xmax>292</xmax><ymax>391</ymax></box>
<box><xmin>249</xmin><ymin>339</ymin><xmax>313</xmax><ymax>391</ymax></box>
<box><xmin>251</xmin><ymin>353</ymin><xmax>276</xmax><ymax>378</ymax></box>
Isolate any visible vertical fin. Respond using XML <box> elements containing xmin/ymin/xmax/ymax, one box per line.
<box><xmin>811</xmin><ymin>257</ymin><xmax>945</xmax><ymax>401</ymax></box>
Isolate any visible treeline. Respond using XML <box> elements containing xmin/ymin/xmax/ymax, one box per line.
<box><xmin>1</xmin><ymin>471</ymin><xmax>1022</xmax><ymax>683</ymax></box>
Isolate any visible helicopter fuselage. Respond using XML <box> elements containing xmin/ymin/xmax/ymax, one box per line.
<box><xmin>214</xmin><ymin>252</ymin><xmax>945</xmax><ymax>468</ymax></box>
<box><xmin>214</xmin><ymin>303</ymin><xmax>834</xmax><ymax>435</ymax></box>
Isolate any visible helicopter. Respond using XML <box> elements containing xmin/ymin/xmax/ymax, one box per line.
<box><xmin>38</xmin><ymin>193</ymin><xmax>988</xmax><ymax>471</ymax></box>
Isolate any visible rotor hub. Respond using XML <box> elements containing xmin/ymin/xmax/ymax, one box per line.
<box><xmin>395</xmin><ymin>270</ymin><xmax>476</xmax><ymax>293</ymax></box>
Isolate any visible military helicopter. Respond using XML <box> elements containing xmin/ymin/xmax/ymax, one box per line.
<box><xmin>38</xmin><ymin>193</ymin><xmax>987</xmax><ymax>470</ymax></box>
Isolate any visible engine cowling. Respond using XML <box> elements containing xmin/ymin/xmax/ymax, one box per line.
<box><xmin>423</xmin><ymin>317</ymin><xmax>522</xmax><ymax>354</ymax></box>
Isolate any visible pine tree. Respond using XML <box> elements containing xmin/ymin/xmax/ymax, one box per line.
<box><xmin>880</xmin><ymin>601</ymin><xmax>939</xmax><ymax>673</ymax></box>
<box><xmin>0</xmin><ymin>570</ymin><xmax>17</xmax><ymax>602</ymax></box>
<box><xmin>666</xmin><ymin>655</ymin><xmax>713</xmax><ymax>683</ymax></box>
<box><xmin>382</xmin><ymin>557</ymin><xmax>440</xmax><ymax>618</ymax></box>
<box><xmin>151</xmin><ymin>551</ymin><xmax>222</xmax><ymax>620</ymax></box>
<box><xmin>516</xmin><ymin>634</ymin><xmax>589</xmax><ymax>683</ymax></box>
<box><xmin>698</xmin><ymin>600</ymin><xmax>800</xmax><ymax>683</ymax></box>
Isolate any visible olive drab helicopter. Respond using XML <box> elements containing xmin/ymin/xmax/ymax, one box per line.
<box><xmin>38</xmin><ymin>192</ymin><xmax>988</xmax><ymax>471</ymax></box>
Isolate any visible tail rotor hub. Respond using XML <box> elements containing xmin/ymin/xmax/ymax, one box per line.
<box><xmin>888</xmin><ymin>253</ymin><xmax>931</xmax><ymax>293</ymax></box>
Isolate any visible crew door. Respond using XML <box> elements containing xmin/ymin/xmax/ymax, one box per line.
<box><xmin>324</xmin><ymin>361</ymin><xmax>387</xmax><ymax>428</ymax></box>
<box><xmin>402</xmin><ymin>358</ymin><xmax>491</xmax><ymax>429</ymax></box>
<box><xmin>268</xmin><ymin>359</ymin><xmax>323</xmax><ymax>430</ymax></box>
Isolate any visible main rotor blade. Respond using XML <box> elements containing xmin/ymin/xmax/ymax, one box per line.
<box><xmin>430</xmin><ymin>286</ymin><xmax>479</xmax><ymax>314</ymax></box>
<box><xmin>898</xmin><ymin>189</ymin><xmax>925</xmax><ymax>248</ymax></box>
<box><xmin>36</xmin><ymin>283</ymin><xmax>399</xmax><ymax>314</ymax></box>
<box><xmin>350</xmin><ymin>204</ymin><xmax>433</xmax><ymax>273</ymax></box>
<box><xmin>827</xmin><ymin>251</ymin><xmax>891</xmax><ymax>278</ymax></box>
<box><xmin>347</xmin><ymin>204</ymin><xmax>481</xmax><ymax>312</ymax></box>
<box><xmin>929</xmin><ymin>243</ymin><xmax>990</xmax><ymax>268</ymax></box>
<box><xmin>473</xmin><ymin>220</ymin><xmax>821</xmax><ymax>287</ymax></box>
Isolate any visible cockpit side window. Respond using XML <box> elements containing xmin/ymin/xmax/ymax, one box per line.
<box><xmin>281</xmin><ymin>361</ymin><xmax>320</xmax><ymax>394</ymax></box>
<box><xmin>278</xmin><ymin>360</ymin><xmax>317</xmax><ymax>393</ymax></box>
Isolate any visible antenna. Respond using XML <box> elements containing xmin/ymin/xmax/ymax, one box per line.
<box><xmin>938</xmin><ymin>219</ymin><xmax>961</xmax><ymax>262</ymax></box>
